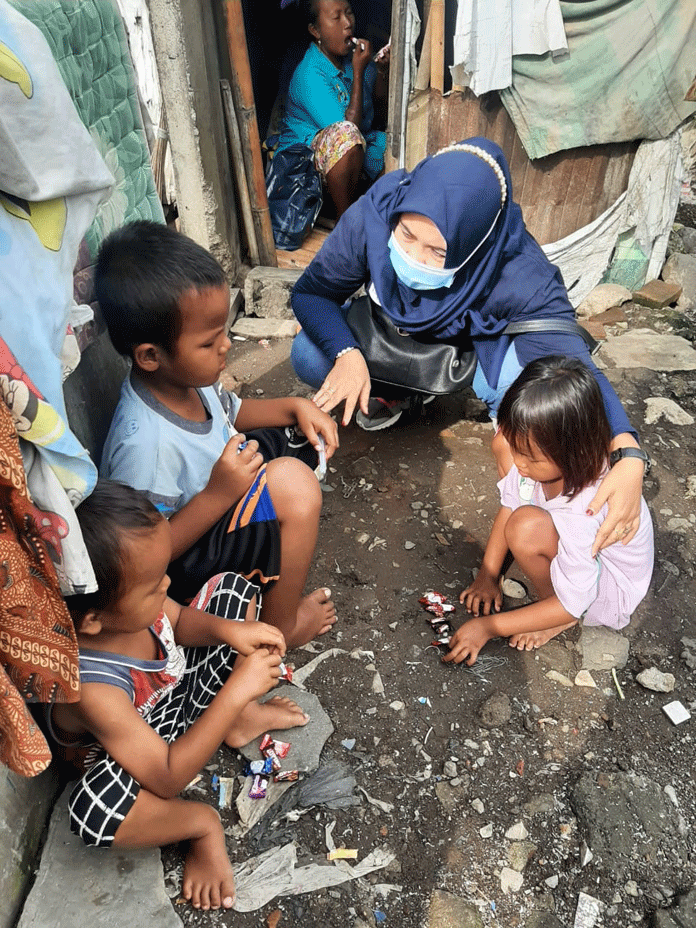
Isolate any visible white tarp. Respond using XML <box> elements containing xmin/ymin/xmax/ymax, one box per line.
<box><xmin>543</xmin><ymin>133</ymin><xmax>683</xmax><ymax>306</ymax></box>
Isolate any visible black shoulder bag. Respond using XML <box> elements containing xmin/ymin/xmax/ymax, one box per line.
<box><xmin>345</xmin><ymin>294</ymin><xmax>597</xmax><ymax>395</ymax></box>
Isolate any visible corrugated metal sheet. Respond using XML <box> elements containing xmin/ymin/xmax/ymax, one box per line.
<box><xmin>401</xmin><ymin>88</ymin><xmax>639</xmax><ymax>245</ymax></box>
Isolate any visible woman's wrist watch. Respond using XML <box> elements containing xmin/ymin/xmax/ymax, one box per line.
<box><xmin>609</xmin><ymin>447</ymin><xmax>651</xmax><ymax>474</ymax></box>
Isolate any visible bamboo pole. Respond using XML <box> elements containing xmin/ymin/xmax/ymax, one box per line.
<box><xmin>414</xmin><ymin>6</ymin><xmax>433</xmax><ymax>92</ymax></box>
<box><xmin>220</xmin><ymin>79</ymin><xmax>260</xmax><ymax>266</ymax></box>
<box><xmin>221</xmin><ymin>0</ymin><xmax>276</xmax><ymax>266</ymax></box>
<box><xmin>430</xmin><ymin>0</ymin><xmax>444</xmax><ymax>94</ymax></box>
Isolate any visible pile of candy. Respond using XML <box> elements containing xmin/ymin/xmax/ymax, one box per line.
<box><xmin>419</xmin><ymin>591</ymin><xmax>455</xmax><ymax>648</ymax></box>
<box><xmin>244</xmin><ymin>732</ymin><xmax>299</xmax><ymax>799</ymax></box>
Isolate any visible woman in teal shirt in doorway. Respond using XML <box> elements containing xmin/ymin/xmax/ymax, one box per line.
<box><xmin>268</xmin><ymin>0</ymin><xmax>388</xmax><ymax>239</ymax></box>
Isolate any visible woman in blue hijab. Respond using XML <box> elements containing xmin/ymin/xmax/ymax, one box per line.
<box><xmin>290</xmin><ymin>138</ymin><xmax>648</xmax><ymax>551</ymax></box>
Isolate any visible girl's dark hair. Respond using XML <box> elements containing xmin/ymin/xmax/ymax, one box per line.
<box><xmin>95</xmin><ymin>220</ymin><xmax>226</xmax><ymax>357</ymax></box>
<box><xmin>496</xmin><ymin>356</ymin><xmax>611</xmax><ymax>499</ymax></box>
<box><xmin>64</xmin><ymin>480</ymin><xmax>163</xmax><ymax>620</ymax></box>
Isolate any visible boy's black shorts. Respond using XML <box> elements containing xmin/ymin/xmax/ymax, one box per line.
<box><xmin>167</xmin><ymin>426</ymin><xmax>319</xmax><ymax>604</ymax></box>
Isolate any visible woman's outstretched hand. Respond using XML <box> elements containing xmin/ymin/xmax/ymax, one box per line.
<box><xmin>313</xmin><ymin>350</ymin><xmax>371</xmax><ymax>426</ymax></box>
<box><xmin>588</xmin><ymin>454</ymin><xmax>644</xmax><ymax>556</ymax></box>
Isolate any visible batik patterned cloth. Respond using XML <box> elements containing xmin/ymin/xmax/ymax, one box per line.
<box><xmin>0</xmin><ymin>397</ymin><xmax>80</xmax><ymax>776</ymax></box>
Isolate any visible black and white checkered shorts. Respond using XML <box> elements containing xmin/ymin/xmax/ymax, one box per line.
<box><xmin>68</xmin><ymin>572</ymin><xmax>259</xmax><ymax>847</ymax></box>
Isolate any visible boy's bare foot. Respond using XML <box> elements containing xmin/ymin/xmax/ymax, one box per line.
<box><xmin>295</xmin><ymin>587</ymin><xmax>336</xmax><ymax>642</ymax></box>
<box><xmin>442</xmin><ymin>616</ymin><xmax>494</xmax><ymax>666</ymax></box>
<box><xmin>508</xmin><ymin>620</ymin><xmax>577</xmax><ymax>651</ymax></box>
<box><xmin>182</xmin><ymin>821</ymin><xmax>235</xmax><ymax>911</ymax></box>
<box><xmin>225</xmin><ymin>695</ymin><xmax>309</xmax><ymax>748</ymax></box>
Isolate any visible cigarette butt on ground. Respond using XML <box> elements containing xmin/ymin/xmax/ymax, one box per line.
<box><xmin>327</xmin><ymin>848</ymin><xmax>358</xmax><ymax>860</ymax></box>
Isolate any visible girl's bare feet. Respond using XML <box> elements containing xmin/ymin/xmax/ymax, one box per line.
<box><xmin>295</xmin><ymin>587</ymin><xmax>336</xmax><ymax>641</ymax></box>
<box><xmin>508</xmin><ymin>620</ymin><xmax>577</xmax><ymax>651</ymax></box>
<box><xmin>225</xmin><ymin>695</ymin><xmax>309</xmax><ymax>748</ymax></box>
<box><xmin>182</xmin><ymin>814</ymin><xmax>235</xmax><ymax>911</ymax></box>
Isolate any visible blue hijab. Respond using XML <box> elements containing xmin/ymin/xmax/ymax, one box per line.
<box><xmin>361</xmin><ymin>138</ymin><xmax>568</xmax><ymax>340</ymax></box>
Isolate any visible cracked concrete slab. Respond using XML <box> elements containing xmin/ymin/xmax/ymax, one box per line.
<box><xmin>18</xmin><ymin>790</ymin><xmax>181</xmax><ymax>928</ymax></box>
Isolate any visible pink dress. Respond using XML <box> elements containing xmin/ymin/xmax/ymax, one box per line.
<box><xmin>499</xmin><ymin>466</ymin><xmax>654</xmax><ymax>629</ymax></box>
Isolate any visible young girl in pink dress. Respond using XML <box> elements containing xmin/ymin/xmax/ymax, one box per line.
<box><xmin>445</xmin><ymin>356</ymin><xmax>654</xmax><ymax>666</ymax></box>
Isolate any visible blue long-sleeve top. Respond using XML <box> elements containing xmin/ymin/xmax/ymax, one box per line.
<box><xmin>291</xmin><ymin>141</ymin><xmax>637</xmax><ymax>441</ymax></box>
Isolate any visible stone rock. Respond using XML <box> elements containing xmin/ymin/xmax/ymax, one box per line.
<box><xmin>507</xmin><ymin>840</ymin><xmax>537</xmax><ymax>871</ymax></box>
<box><xmin>243</xmin><ymin>266</ymin><xmax>302</xmax><ymax>319</ymax></box>
<box><xmin>502</xmin><ymin>578</ymin><xmax>527</xmax><ymax>598</ymax></box>
<box><xmin>681</xmin><ymin>638</ymin><xmax>696</xmax><ymax>670</ymax></box>
<box><xmin>574</xmin><ymin>670</ymin><xmax>597</xmax><ymax>688</ymax></box>
<box><xmin>576</xmin><ymin>284</ymin><xmax>632</xmax><ymax>319</ymax></box>
<box><xmin>645</xmin><ymin>397</ymin><xmax>695</xmax><ymax>426</ymax></box>
<box><xmin>524</xmin><ymin>794</ymin><xmax>555</xmax><ymax>816</ymax></box>
<box><xmin>570</xmin><ymin>771</ymin><xmax>689</xmax><ymax>883</ymax></box>
<box><xmin>545</xmin><ymin>670</ymin><xmax>574</xmax><ymax>688</ymax></box>
<box><xmin>477</xmin><ymin>691</ymin><xmax>512</xmax><ymax>728</ymax></box>
<box><xmin>505</xmin><ymin>821</ymin><xmax>529</xmax><ymax>841</ymax></box>
<box><xmin>500</xmin><ymin>867</ymin><xmax>524</xmax><ymax>893</ymax></box>
<box><xmin>600</xmin><ymin>329</ymin><xmax>696</xmax><ymax>372</ymax></box>
<box><xmin>632</xmin><ymin>279</ymin><xmax>682</xmax><ymax>307</ymax></box>
<box><xmin>663</xmin><ymin>253</ymin><xmax>696</xmax><ymax>305</ymax></box>
<box><xmin>536</xmin><ymin>639</ymin><xmax>577</xmax><ymax>677</ymax></box>
<box><xmin>636</xmin><ymin>667</ymin><xmax>676</xmax><ymax>693</ymax></box>
<box><xmin>580</xmin><ymin>626</ymin><xmax>629</xmax><ymax>670</ymax></box>
<box><xmin>435</xmin><ymin>781</ymin><xmax>468</xmax><ymax>815</ymax></box>
<box><xmin>651</xmin><ymin>884</ymin><xmax>696</xmax><ymax>928</ymax></box>
<box><xmin>427</xmin><ymin>890</ymin><xmax>483</xmax><ymax>928</ymax></box>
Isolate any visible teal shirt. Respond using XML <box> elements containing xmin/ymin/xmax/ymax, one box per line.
<box><xmin>278</xmin><ymin>42</ymin><xmax>384</xmax><ymax>178</ymax></box>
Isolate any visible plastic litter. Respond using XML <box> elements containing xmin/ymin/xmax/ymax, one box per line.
<box><xmin>232</xmin><ymin>841</ymin><xmax>395</xmax><ymax>911</ymax></box>
<box><xmin>327</xmin><ymin>849</ymin><xmax>358</xmax><ymax>860</ymax></box>
<box><xmin>297</xmin><ymin>759</ymin><xmax>359</xmax><ymax>810</ymax></box>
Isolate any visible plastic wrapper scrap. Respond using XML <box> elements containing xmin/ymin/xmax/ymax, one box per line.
<box><xmin>231</xmin><ymin>841</ymin><xmax>396</xmax><ymax>912</ymax></box>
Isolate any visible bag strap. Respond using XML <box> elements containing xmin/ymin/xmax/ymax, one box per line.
<box><xmin>503</xmin><ymin>318</ymin><xmax>599</xmax><ymax>355</ymax></box>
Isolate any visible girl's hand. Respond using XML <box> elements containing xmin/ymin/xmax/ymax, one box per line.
<box><xmin>226</xmin><ymin>621</ymin><xmax>286</xmax><ymax>657</ymax></box>
<box><xmin>230</xmin><ymin>648</ymin><xmax>281</xmax><ymax>702</ymax></box>
<box><xmin>293</xmin><ymin>398</ymin><xmax>340</xmax><ymax>460</ymax></box>
<box><xmin>587</xmin><ymin>455</ymin><xmax>644</xmax><ymax>556</ymax></box>
<box><xmin>460</xmin><ymin>568</ymin><xmax>502</xmax><ymax>617</ymax></box>
<box><xmin>313</xmin><ymin>350</ymin><xmax>371</xmax><ymax>426</ymax></box>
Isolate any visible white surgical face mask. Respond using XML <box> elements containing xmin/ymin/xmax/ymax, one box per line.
<box><xmin>388</xmin><ymin>233</ymin><xmax>458</xmax><ymax>290</ymax></box>
<box><xmin>389</xmin><ymin>207</ymin><xmax>503</xmax><ymax>291</ymax></box>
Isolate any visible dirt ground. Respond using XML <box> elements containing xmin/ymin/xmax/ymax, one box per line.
<box><xmin>164</xmin><ymin>296</ymin><xmax>696</xmax><ymax>928</ymax></box>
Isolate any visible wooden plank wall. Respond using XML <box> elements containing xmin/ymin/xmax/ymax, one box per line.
<box><xmin>404</xmin><ymin>88</ymin><xmax>639</xmax><ymax>245</ymax></box>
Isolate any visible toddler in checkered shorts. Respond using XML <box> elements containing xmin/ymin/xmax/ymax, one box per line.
<box><xmin>49</xmin><ymin>480</ymin><xmax>309</xmax><ymax>911</ymax></box>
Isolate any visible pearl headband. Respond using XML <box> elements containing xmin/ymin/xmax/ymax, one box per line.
<box><xmin>434</xmin><ymin>142</ymin><xmax>508</xmax><ymax>208</ymax></box>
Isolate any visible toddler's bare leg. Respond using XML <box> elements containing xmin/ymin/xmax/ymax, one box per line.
<box><xmin>113</xmin><ymin>792</ymin><xmax>235</xmax><ymax>911</ymax></box>
<box><xmin>505</xmin><ymin>506</ymin><xmax>576</xmax><ymax>649</ymax></box>
<box><xmin>262</xmin><ymin>458</ymin><xmax>336</xmax><ymax>648</ymax></box>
